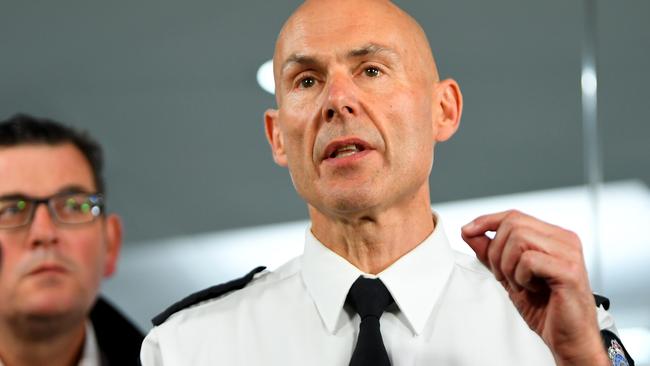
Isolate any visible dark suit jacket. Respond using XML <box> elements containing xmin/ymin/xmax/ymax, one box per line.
<box><xmin>89</xmin><ymin>297</ymin><xmax>144</xmax><ymax>366</ymax></box>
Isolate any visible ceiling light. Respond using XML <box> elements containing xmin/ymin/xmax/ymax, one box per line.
<box><xmin>581</xmin><ymin>66</ymin><xmax>597</xmax><ymax>97</ymax></box>
<box><xmin>257</xmin><ymin>59</ymin><xmax>275</xmax><ymax>95</ymax></box>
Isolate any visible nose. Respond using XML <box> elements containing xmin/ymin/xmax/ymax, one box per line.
<box><xmin>322</xmin><ymin>73</ymin><xmax>359</xmax><ymax>122</ymax></box>
<box><xmin>27</xmin><ymin>204</ymin><xmax>59</xmax><ymax>248</ymax></box>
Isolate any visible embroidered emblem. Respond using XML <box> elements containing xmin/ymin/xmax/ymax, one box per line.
<box><xmin>607</xmin><ymin>339</ymin><xmax>629</xmax><ymax>366</ymax></box>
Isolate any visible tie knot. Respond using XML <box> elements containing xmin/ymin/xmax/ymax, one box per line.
<box><xmin>347</xmin><ymin>277</ymin><xmax>394</xmax><ymax>320</ymax></box>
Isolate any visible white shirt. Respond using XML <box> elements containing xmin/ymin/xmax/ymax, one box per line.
<box><xmin>141</xmin><ymin>216</ymin><xmax>617</xmax><ymax>365</ymax></box>
<box><xmin>79</xmin><ymin>321</ymin><xmax>101</xmax><ymax>366</ymax></box>
<box><xmin>0</xmin><ymin>321</ymin><xmax>101</xmax><ymax>366</ymax></box>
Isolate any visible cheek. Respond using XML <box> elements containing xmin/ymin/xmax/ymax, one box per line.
<box><xmin>0</xmin><ymin>242</ymin><xmax>21</xmax><ymax>288</ymax></box>
<box><xmin>284</xmin><ymin>132</ymin><xmax>307</xmax><ymax>161</ymax></box>
<box><xmin>0</xmin><ymin>230</ymin><xmax>28</xmax><ymax>270</ymax></box>
<box><xmin>284</xmin><ymin>134</ymin><xmax>314</xmax><ymax>197</ymax></box>
<box><xmin>404</xmin><ymin>92</ymin><xmax>434</xmax><ymax>144</ymax></box>
<box><xmin>385</xmin><ymin>94</ymin><xmax>435</xmax><ymax>170</ymax></box>
<box><xmin>60</xmin><ymin>232</ymin><xmax>107</xmax><ymax>276</ymax></box>
<box><xmin>280</xmin><ymin>112</ymin><xmax>318</xmax><ymax>170</ymax></box>
<box><xmin>388</xmin><ymin>94</ymin><xmax>432</xmax><ymax>142</ymax></box>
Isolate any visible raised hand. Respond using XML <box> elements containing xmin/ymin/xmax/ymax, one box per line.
<box><xmin>461</xmin><ymin>210</ymin><xmax>610</xmax><ymax>366</ymax></box>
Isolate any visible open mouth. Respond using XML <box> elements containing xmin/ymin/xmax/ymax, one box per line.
<box><xmin>329</xmin><ymin>143</ymin><xmax>365</xmax><ymax>159</ymax></box>
<box><xmin>323</xmin><ymin>139</ymin><xmax>371</xmax><ymax>161</ymax></box>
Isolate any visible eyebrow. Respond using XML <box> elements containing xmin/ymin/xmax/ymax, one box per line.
<box><xmin>0</xmin><ymin>185</ymin><xmax>92</xmax><ymax>201</ymax></box>
<box><xmin>347</xmin><ymin>43</ymin><xmax>399</xmax><ymax>60</ymax></box>
<box><xmin>281</xmin><ymin>54</ymin><xmax>322</xmax><ymax>75</ymax></box>
<box><xmin>280</xmin><ymin>43</ymin><xmax>399</xmax><ymax>75</ymax></box>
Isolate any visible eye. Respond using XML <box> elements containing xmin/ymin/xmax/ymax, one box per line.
<box><xmin>298</xmin><ymin>76</ymin><xmax>316</xmax><ymax>89</ymax></box>
<box><xmin>0</xmin><ymin>200</ymin><xmax>27</xmax><ymax>217</ymax></box>
<box><xmin>64</xmin><ymin>197</ymin><xmax>83</xmax><ymax>212</ymax></box>
<box><xmin>363</xmin><ymin>66</ymin><xmax>381</xmax><ymax>78</ymax></box>
<box><xmin>56</xmin><ymin>194</ymin><xmax>101</xmax><ymax>219</ymax></box>
<box><xmin>61</xmin><ymin>195</ymin><xmax>95</xmax><ymax>214</ymax></box>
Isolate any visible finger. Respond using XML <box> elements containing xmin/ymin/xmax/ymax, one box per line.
<box><xmin>464</xmin><ymin>210</ymin><xmax>529</xmax><ymax>282</ymax></box>
<box><xmin>504</xmin><ymin>227</ymin><xmax>582</xmax><ymax>281</ymax></box>
<box><xmin>513</xmin><ymin>250</ymin><xmax>567</xmax><ymax>292</ymax></box>
<box><xmin>463</xmin><ymin>210</ymin><xmax>564</xmax><ymax>239</ymax></box>
<box><xmin>461</xmin><ymin>229</ymin><xmax>490</xmax><ymax>266</ymax></box>
<box><xmin>500</xmin><ymin>227</ymin><xmax>555</xmax><ymax>292</ymax></box>
<box><xmin>461</xmin><ymin>210</ymin><xmax>513</xmax><ymax>238</ymax></box>
<box><xmin>485</xmin><ymin>220</ymin><xmax>514</xmax><ymax>283</ymax></box>
<box><xmin>461</xmin><ymin>210</ymin><xmax>514</xmax><ymax>266</ymax></box>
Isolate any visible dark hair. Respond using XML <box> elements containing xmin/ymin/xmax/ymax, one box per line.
<box><xmin>0</xmin><ymin>113</ymin><xmax>106</xmax><ymax>194</ymax></box>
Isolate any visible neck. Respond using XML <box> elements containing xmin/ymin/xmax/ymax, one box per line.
<box><xmin>0</xmin><ymin>316</ymin><xmax>86</xmax><ymax>366</ymax></box>
<box><xmin>309</xmin><ymin>185</ymin><xmax>435</xmax><ymax>274</ymax></box>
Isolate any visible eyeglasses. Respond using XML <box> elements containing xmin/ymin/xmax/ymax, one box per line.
<box><xmin>0</xmin><ymin>192</ymin><xmax>104</xmax><ymax>229</ymax></box>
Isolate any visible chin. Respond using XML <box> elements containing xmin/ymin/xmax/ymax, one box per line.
<box><xmin>324</xmin><ymin>189</ymin><xmax>382</xmax><ymax>215</ymax></box>
<box><xmin>20</xmin><ymin>287</ymin><xmax>88</xmax><ymax>319</ymax></box>
<box><xmin>301</xmin><ymin>178</ymin><xmax>385</xmax><ymax>216</ymax></box>
<box><xmin>26</xmin><ymin>297</ymin><xmax>81</xmax><ymax>317</ymax></box>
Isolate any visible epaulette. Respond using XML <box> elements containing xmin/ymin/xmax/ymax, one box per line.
<box><xmin>151</xmin><ymin>266</ymin><xmax>266</xmax><ymax>326</ymax></box>
<box><xmin>602</xmin><ymin>329</ymin><xmax>635</xmax><ymax>365</ymax></box>
<box><xmin>593</xmin><ymin>294</ymin><xmax>610</xmax><ymax>310</ymax></box>
<box><xmin>593</xmin><ymin>294</ymin><xmax>635</xmax><ymax>365</ymax></box>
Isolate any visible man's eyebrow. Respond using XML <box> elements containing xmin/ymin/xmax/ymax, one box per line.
<box><xmin>281</xmin><ymin>54</ymin><xmax>322</xmax><ymax>74</ymax></box>
<box><xmin>280</xmin><ymin>44</ymin><xmax>399</xmax><ymax>74</ymax></box>
<box><xmin>347</xmin><ymin>43</ymin><xmax>399</xmax><ymax>60</ymax></box>
<box><xmin>0</xmin><ymin>186</ymin><xmax>92</xmax><ymax>201</ymax></box>
<box><xmin>57</xmin><ymin>185</ymin><xmax>93</xmax><ymax>195</ymax></box>
<box><xmin>0</xmin><ymin>193</ymin><xmax>27</xmax><ymax>201</ymax></box>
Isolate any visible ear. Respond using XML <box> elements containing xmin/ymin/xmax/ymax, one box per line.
<box><xmin>264</xmin><ymin>108</ymin><xmax>288</xmax><ymax>167</ymax></box>
<box><xmin>433</xmin><ymin>78</ymin><xmax>463</xmax><ymax>142</ymax></box>
<box><xmin>102</xmin><ymin>214</ymin><xmax>123</xmax><ymax>278</ymax></box>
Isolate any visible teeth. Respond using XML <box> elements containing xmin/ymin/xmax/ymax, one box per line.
<box><xmin>332</xmin><ymin>144</ymin><xmax>360</xmax><ymax>158</ymax></box>
<box><xmin>336</xmin><ymin>150</ymin><xmax>357</xmax><ymax>158</ymax></box>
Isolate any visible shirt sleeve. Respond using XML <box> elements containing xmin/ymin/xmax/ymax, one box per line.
<box><xmin>140</xmin><ymin>327</ymin><xmax>165</xmax><ymax>366</ymax></box>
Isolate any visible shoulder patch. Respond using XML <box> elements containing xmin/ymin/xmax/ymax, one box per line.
<box><xmin>151</xmin><ymin>266</ymin><xmax>266</xmax><ymax>326</ymax></box>
<box><xmin>601</xmin><ymin>329</ymin><xmax>635</xmax><ymax>366</ymax></box>
<box><xmin>594</xmin><ymin>293</ymin><xmax>611</xmax><ymax>310</ymax></box>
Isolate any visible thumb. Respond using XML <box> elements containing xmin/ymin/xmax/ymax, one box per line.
<box><xmin>461</xmin><ymin>225</ymin><xmax>490</xmax><ymax>265</ymax></box>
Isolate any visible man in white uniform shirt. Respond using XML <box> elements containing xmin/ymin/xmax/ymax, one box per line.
<box><xmin>141</xmin><ymin>0</ymin><xmax>633</xmax><ymax>365</ymax></box>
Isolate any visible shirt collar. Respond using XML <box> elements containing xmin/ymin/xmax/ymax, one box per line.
<box><xmin>301</xmin><ymin>228</ymin><xmax>363</xmax><ymax>334</ymax></box>
<box><xmin>378</xmin><ymin>214</ymin><xmax>455</xmax><ymax>335</ymax></box>
<box><xmin>78</xmin><ymin>321</ymin><xmax>101</xmax><ymax>366</ymax></box>
<box><xmin>301</xmin><ymin>212</ymin><xmax>456</xmax><ymax>336</ymax></box>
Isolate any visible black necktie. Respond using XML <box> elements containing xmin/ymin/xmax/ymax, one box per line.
<box><xmin>347</xmin><ymin>276</ymin><xmax>394</xmax><ymax>366</ymax></box>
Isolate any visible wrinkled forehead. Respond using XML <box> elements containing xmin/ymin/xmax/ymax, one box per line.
<box><xmin>273</xmin><ymin>0</ymin><xmax>437</xmax><ymax>88</ymax></box>
<box><xmin>276</xmin><ymin>1</ymin><xmax>424</xmax><ymax>67</ymax></box>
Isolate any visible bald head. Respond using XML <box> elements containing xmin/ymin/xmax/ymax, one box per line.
<box><xmin>264</xmin><ymin>0</ymin><xmax>462</xmax><ymax>225</ymax></box>
<box><xmin>273</xmin><ymin>0</ymin><xmax>439</xmax><ymax>102</ymax></box>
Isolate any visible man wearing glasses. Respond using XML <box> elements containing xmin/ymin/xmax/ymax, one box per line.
<box><xmin>0</xmin><ymin>114</ymin><xmax>143</xmax><ymax>365</ymax></box>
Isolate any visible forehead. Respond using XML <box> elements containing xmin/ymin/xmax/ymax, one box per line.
<box><xmin>0</xmin><ymin>143</ymin><xmax>95</xmax><ymax>196</ymax></box>
<box><xmin>276</xmin><ymin>2</ymin><xmax>415</xmax><ymax>66</ymax></box>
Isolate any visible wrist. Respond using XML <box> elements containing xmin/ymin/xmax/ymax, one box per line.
<box><xmin>551</xmin><ymin>331</ymin><xmax>610</xmax><ymax>366</ymax></box>
<box><xmin>555</xmin><ymin>349</ymin><xmax>610</xmax><ymax>366</ymax></box>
